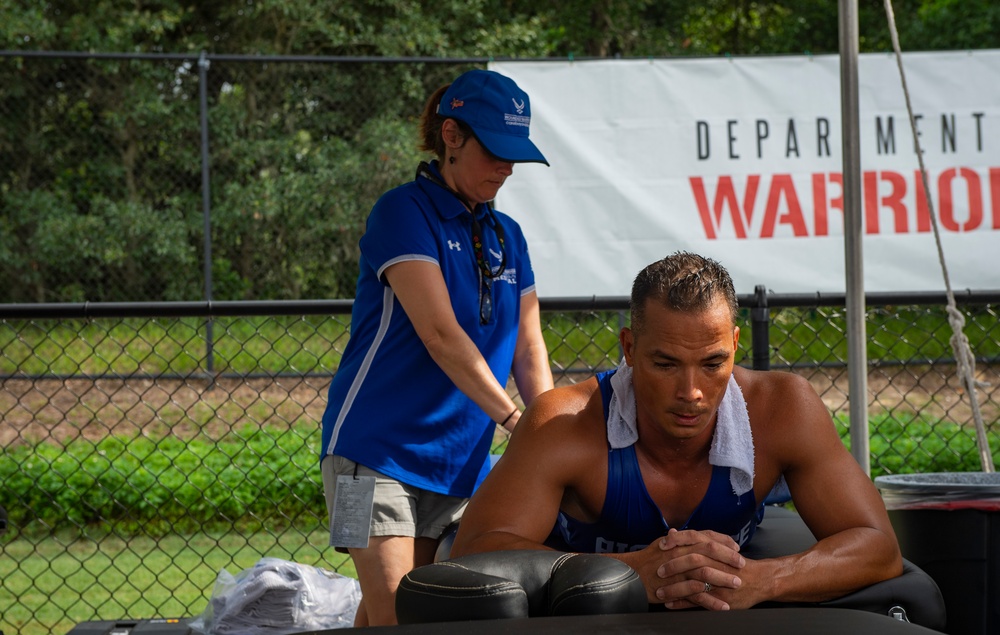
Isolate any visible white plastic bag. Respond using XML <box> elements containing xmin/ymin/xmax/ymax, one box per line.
<box><xmin>189</xmin><ymin>557</ymin><xmax>361</xmax><ymax>634</ymax></box>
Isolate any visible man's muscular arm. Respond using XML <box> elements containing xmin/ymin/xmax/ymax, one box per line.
<box><xmin>451</xmin><ymin>383</ymin><xmax>596</xmax><ymax>556</ymax></box>
<box><xmin>678</xmin><ymin>370</ymin><xmax>903</xmax><ymax>610</ymax></box>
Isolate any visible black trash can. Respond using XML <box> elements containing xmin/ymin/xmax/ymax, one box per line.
<box><xmin>876</xmin><ymin>472</ymin><xmax>1000</xmax><ymax>635</ymax></box>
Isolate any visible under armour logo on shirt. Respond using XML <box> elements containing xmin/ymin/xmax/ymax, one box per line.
<box><xmin>448</xmin><ymin>240</ymin><xmax>462</xmax><ymax>251</ymax></box>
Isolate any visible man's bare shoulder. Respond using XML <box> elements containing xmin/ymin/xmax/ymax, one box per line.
<box><xmin>732</xmin><ymin>365</ymin><xmax>839</xmax><ymax>462</ymax></box>
<box><xmin>509</xmin><ymin>377</ymin><xmax>607</xmax><ymax>454</ymax></box>
<box><xmin>531</xmin><ymin>377</ymin><xmax>600</xmax><ymax>415</ymax></box>
<box><xmin>732</xmin><ymin>365</ymin><xmax>819</xmax><ymax>410</ymax></box>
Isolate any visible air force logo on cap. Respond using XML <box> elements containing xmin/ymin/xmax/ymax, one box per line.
<box><xmin>438</xmin><ymin>69</ymin><xmax>549</xmax><ymax>166</ymax></box>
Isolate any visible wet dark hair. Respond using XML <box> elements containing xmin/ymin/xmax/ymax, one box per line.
<box><xmin>418</xmin><ymin>83</ymin><xmax>474</xmax><ymax>159</ymax></box>
<box><xmin>630</xmin><ymin>251</ymin><xmax>739</xmax><ymax>334</ymax></box>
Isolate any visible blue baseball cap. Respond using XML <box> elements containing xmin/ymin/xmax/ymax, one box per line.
<box><xmin>438</xmin><ymin>69</ymin><xmax>549</xmax><ymax>166</ymax></box>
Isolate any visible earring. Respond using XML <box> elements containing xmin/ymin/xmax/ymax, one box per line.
<box><xmin>448</xmin><ymin>156</ymin><xmax>456</xmax><ymax>164</ymax></box>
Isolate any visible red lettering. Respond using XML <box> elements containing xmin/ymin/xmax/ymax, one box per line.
<box><xmin>812</xmin><ymin>174</ymin><xmax>828</xmax><ymax>236</ymax></box>
<box><xmin>880</xmin><ymin>170</ymin><xmax>909</xmax><ymax>233</ymax></box>
<box><xmin>691</xmin><ymin>167</ymin><xmax>998</xmax><ymax>239</ymax></box>
<box><xmin>761</xmin><ymin>174</ymin><xmax>808</xmax><ymax>238</ymax></box>
<box><xmin>828</xmin><ymin>173</ymin><xmax>844</xmax><ymax>234</ymax></box>
<box><xmin>812</xmin><ymin>172</ymin><xmax>843</xmax><ymax>237</ymax></box>
<box><xmin>913</xmin><ymin>170</ymin><xmax>931</xmax><ymax>233</ymax></box>
<box><xmin>690</xmin><ymin>175</ymin><xmax>760</xmax><ymax>239</ymax></box>
<box><xmin>939</xmin><ymin>167</ymin><xmax>983</xmax><ymax>232</ymax></box>
<box><xmin>863</xmin><ymin>171</ymin><xmax>879</xmax><ymax>234</ymax></box>
<box><xmin>991</xmin><ymin>168</ymin><xmax>1000</xmax><ymax>230</ymax></box>
<box><xmin>865</xmin><ymin>170</ymin><xmax>936</xmax><ymax>234</ymax></box>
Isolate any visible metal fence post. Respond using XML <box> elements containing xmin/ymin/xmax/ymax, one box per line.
<box><xmin>617</xmin><ymin>309</ymin><xmax>627</xmax><ymax>362</ymax></box>
<box><xmin>839</xmin><ymin>0</ymin><xmax>871</xmax><ymax>474</ymax></box>
<box><xmin>198</xmin><ymin>50</ymin><xmax>215</xmax><ymax>378</ymax></box>
<box><xmin>751</xmin><ymin>285</ymin><xmax>770</xmax><ymax>371</ymax></box>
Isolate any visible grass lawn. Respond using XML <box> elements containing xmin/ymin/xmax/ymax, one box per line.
<box><xmin>0</xmin><ymin>526</ymin><xmax>354</xmax><ymax>635</ymax></box>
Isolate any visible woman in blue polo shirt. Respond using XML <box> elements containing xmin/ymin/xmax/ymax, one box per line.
<box><xmin>320</xmin><ymin>69</ymin><xmax>554</xmax><ymax>626</ymax></box>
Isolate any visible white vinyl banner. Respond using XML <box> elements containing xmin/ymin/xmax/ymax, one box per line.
<box><xmin>490</xmin><ymin>52</ymin><xmax>1000</xmax><ymax>296</ymax></box>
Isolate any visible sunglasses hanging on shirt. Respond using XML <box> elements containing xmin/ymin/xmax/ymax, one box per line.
<box><xmin>470</xmin><ymin>211</ymin><xmax>507</xmax><ymax>325</ymax></box>
<box><xmin>416</xmin><ymin>161</ymin><xmax>508</xmax><ymax>325</ymax></box>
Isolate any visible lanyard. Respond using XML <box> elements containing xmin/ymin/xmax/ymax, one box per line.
<box><xmin>416</xmin><ymin>161</ymin><xmax>507</xmax><ymax>279</ymax></box>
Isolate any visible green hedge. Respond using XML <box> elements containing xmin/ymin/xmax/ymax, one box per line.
<box><xmin>4</xmin><ymin>416</ymin><xmax>998</xmax><ymax>537</ymax></box>
<box><xmin>2</xmin><ymin>424</ymin><xmax>324</xmax><ymax>536</ymax></box>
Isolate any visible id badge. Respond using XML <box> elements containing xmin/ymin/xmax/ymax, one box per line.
<box><xmin>330</xmin><ymin>474</ymin><xmax>376</xmax><ymax>549</ymax></box>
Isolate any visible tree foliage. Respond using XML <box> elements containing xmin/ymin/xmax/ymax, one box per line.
<box><xmin>1</xmin><ymin>0</ymin><xmax>996</xmax><ymax>301</ymax></box>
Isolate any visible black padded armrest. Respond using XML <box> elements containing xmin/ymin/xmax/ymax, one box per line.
<box><xmin>744</xmin><ymin>506</ymin><xmax>946</xmax><ymax>631</ymax></box>
<box><xmin>408</xmin><ymin>509</ymin><xmax>945</xmax><ymax>630</ymax></box>
<box><xmin>396</xmin><ymin>550</ymin><xmax>647</xmax><ymax>624</ymax></box>
<box><xmin>820</xmin><ymin>559</ymin><xmax>945</xmax><ymax>630</ymax></box>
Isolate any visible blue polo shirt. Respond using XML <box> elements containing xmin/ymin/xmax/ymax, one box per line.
<box><xmin>321</xmin><ymin>161</ymin><xmax>536</xmax><ymax>498</ymax></box>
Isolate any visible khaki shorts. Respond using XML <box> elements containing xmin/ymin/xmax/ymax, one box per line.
<box><xmin>322</xmin><ymin>455</ymin><xmax>468</xmax><ymax>548</ymax></box>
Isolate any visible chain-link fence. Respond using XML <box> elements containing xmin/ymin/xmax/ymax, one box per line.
<box><xmin>0</xmin><ymin>51</ymin><xmax>484</xmax><ymax>304</ymax></box>
<box><xmin>2</xmin><ymin>294</ymin><xmax>999</xmax><ymax>635</ymax></box>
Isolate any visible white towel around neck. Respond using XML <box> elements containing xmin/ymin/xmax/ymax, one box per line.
<box><xmin>607</xmin><ymin>361</ymin><xmax>755</xmax><ymax>496</ymax></box>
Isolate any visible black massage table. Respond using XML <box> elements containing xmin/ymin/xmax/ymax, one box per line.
<box><xmin>68</xmin><ymin>507</ymin><xmax>947</xmax><ymax>634</ymax></box>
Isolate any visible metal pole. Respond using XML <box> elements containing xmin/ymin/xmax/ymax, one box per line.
<box><xmin>751</xmin><ymin>285</ymin><xmax>770</xmax><ymax>371</ymax></box>
<box><xmin>198</xmin><ymin>51</ymin><xmax>215</xmax><ymax>377</ymax></box>
<box><xmin>839</xmin><ymin>0</ymin><xmax>870</xmax><ymax>474</ymax></box>
<box><xmin>618</xmin><ymin>310</ymin><xmax>627</xmax><ymax>362</ymax></box>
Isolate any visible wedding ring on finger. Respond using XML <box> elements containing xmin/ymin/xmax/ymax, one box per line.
<box><xmin>704</xmin><ymin>581</ymin><xmax>712</xmax><ymax>593</ymax></box>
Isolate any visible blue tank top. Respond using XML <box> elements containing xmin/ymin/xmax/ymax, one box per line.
<box><xmin>546</xmin><ymin>369</ymin><xmax>765</xmax><ymax>553</ymax></box>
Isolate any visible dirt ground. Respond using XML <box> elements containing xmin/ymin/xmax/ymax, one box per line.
<box><xmin>1</xmin><ymin>364</ymin><xmax>998</xmax><ymax>447</ymax></box>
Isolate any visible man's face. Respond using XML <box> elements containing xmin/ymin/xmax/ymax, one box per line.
<box><xmin>620</xmin><ymin>296</ymin><xmax>739</xmax><ymax>442</ymax></box>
